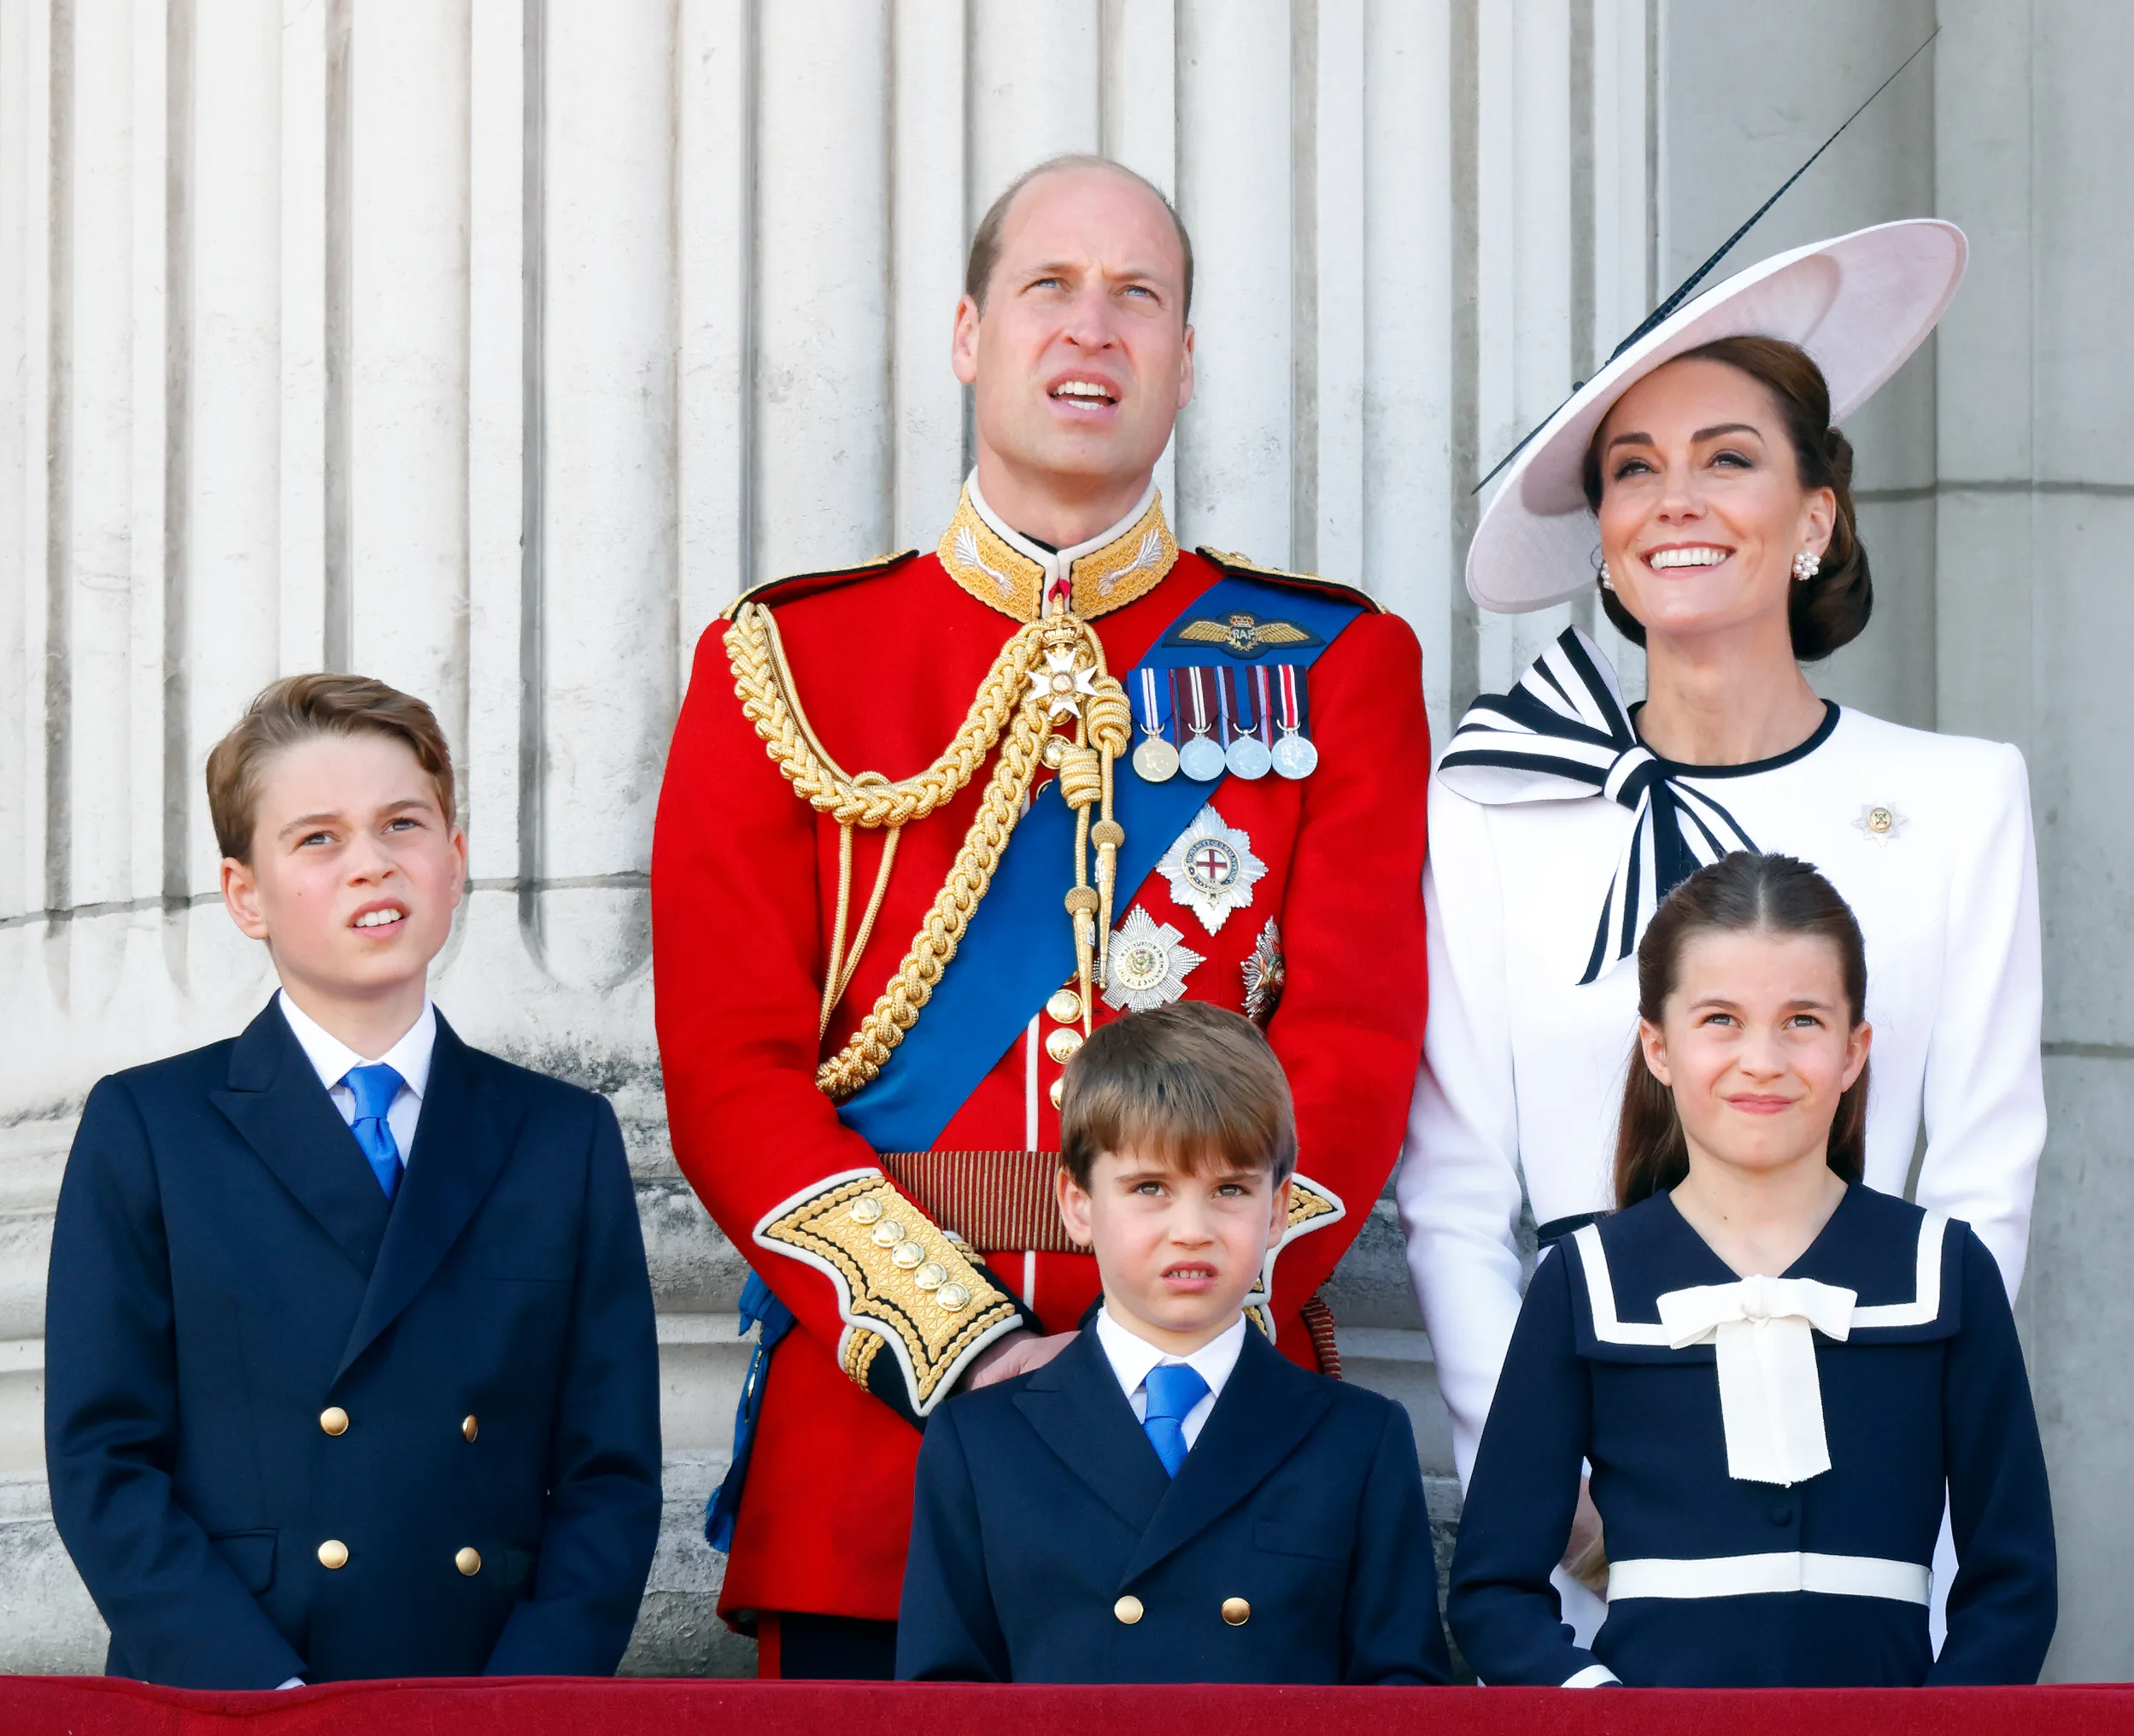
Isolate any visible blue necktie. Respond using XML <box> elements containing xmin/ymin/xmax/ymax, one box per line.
<box><xmin>343</xmin><ymin>1063</ymin><xmax>405</xmax><ymax>1201</ymax></box>
<box><xmin>1141</xmin><ymin>1364</ymin><xmax>1210</xmax><ymax>1478</ymax></box>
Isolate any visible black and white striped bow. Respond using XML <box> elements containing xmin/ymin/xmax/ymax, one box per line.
<box><xmin>1438</xmin><ymin>628</ymin><xmax>1758</xmax><ymax>984</ymax></box>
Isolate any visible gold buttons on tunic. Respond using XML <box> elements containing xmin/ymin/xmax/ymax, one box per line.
<box><xmin>1045</xmin><ymin>1027</ymin><xmax>1084</xmax><ymax>1065</ymax></box>
<box><xmin>891</xmin><ymin>1239</ymin><xmax>925</xmax><ymax>1270</ymax></box>
<box><xmin>318</xmin><ymin>1540</ymin><xmax>349</xmax><ymax>1570</ymax></box>
<box><xmin>850</xmin><ymin>1196</ymin><xmax>884</xmax><ymax>1226</ymax></box>
<box><xmin>1221</xmin><ymin>1597</ymin><xmax>1251</xmax><ymax>1626</ymax></box>
<box><xmin>462</xmin><ymin>1415</ymin><xmax>478</xmax><ymax>1442</ymax></box>
<box><xmin>1113</xmin><ymin>1595</ymin><xmax>1144</xmax><ymax>1625</ymax></box>
<box><xmin>914</xmin><ymin>1262</ymin><xmax>947</xmax><ymax>1292</ymax></box>
<box><xmin>871</xmin><ymin>1220</ymin><xmax>905</xmax><ymax>1248</ymax></box>
<box><xmin>935</xmin><ymin>1282</ymin><xmax>971</xmax><ymax>1313</ymax></box>
<box><xmin>319</xmin><ymin>1406</ymin><xmax>349</xmax><ymax>1437</ymax></box>
<box><xmin>1046</xmin><ymin>988</ymin><xmax>1083</xmax><ymax>1025</ymax></box>
<box><xmin>455</xmin><ymin>1547</ymin><xmax>482</xmax><ymax>1577</ymax></box>
<box><xmin>1049</xmin><ymin>1076</ymin><xmax>1065</xmax><ymax>1111</ymax></box>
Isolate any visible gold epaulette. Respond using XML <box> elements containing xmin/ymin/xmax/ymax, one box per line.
<box><xmin>1194</xmin><ymin>546</ymin><xmax>1387</xmax><ymax>614</ymax></box>
<box><xmin>718</xmin><ymin>549</ymin><xmax>921</xmax><ymax>622</ymax></box>
<box><xmin>1239</xmin><ymin>1173</ymin><xmax>1349</xmax><ymax>1343</ymax></box>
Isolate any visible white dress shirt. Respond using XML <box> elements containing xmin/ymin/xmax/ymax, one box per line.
<box><xmin>277</xmin><ymin>989</ymin><xmax>437</xmax><ymax>1164</ymax></box>
<box><xmin>1395</xmin><ymin>705</ymin><xmax>2044</xmax><ymax>1488</ymax></box>
<box><xmin>1093</xmin><ymin>1306</ymin><xmax>1249</xmax><ymax>1454</ymax></box>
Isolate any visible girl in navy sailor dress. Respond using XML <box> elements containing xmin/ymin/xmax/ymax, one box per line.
<box><xmin>1446</xmin><ymin>853</ymin><xmax>2055</xmax><ymax>1687</ymax></box>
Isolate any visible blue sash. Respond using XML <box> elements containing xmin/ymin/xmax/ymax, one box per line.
<box><xmin>836</xmin><ymin>574</ymin><xmax>1365</xmax><ymax>1152</ymax></box>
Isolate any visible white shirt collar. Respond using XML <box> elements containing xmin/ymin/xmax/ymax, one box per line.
<box><xmin>278</xmin><ymin>988</ymin><xmax>437</xmax><ymax>1100</ymax></box>
<box><xmin>964</xmin><ymin>469</ymin><xmax>1161</xmax><ymax>592</ymax></box>
<box><xmin>1093</xmin><ymin>1305</ymin><xmax>1249</xmax><ymax>1405</ymax></box>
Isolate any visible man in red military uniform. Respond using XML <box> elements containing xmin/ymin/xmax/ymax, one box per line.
<box><xmin>652</xmin><ymin>154</ymin><xmax>1431</xmax><ymax>1678</ymax></box>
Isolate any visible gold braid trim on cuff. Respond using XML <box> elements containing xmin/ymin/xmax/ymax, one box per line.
<box><xmin>841</xmin><ymin>1328</ymin><xmax>886</xmax><ymax>1387</ymax></box>
<box><xmin>761</xmin><ymin>1176</ymin><xmax>1021</xmax><ymax>1409</ymax></box>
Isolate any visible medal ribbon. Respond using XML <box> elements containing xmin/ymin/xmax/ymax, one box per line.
<box><xmin>1276</xmin><ymin>663</ymin><xmax>1306</xmax><ymax>735</ymax></box>
<box><xmin>1213</xmin><ymin>666</ymin><xmax>1234</xmax><ymax>745</ymax></box>
<box><xmin>1178</xmin><ymin>667</ymin><xmax>1214</xmax><ymax>742</ymax></box>
<box><xmin>1250</xmin><ymin>666</ymin><xmax>1274</xmax><ymax>748</ymax></box>
<box><xmin>1228</xmin><ymin>666</ymin><xmax>1257</xmax><ymax>741</ymax></box>
<box><xmin>1137</xmin><ymin>666</ymin><xmax>1170</xmax><ymax>739</ymax></box>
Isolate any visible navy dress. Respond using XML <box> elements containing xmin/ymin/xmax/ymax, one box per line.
<box><xmin>1447</xmin><ymin>1183</ymin><xmax>2055</xmax><ymax>1686</ymax></box>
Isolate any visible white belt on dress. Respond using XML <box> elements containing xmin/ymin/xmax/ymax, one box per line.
<box><xmin>1607</xmin><ymin>1551</ymin><xmax>1932</xmax><ymax>1605</ymax></box>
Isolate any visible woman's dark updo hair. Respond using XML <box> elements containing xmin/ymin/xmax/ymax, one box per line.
<box><xmin>1615</xmin><ymin>852</ymin><xmax>1870</xmax><ymax>1211</ymax></box>
<box><xmin>1581</xmin><ymin>336</ymin><xmax>1872</xmax><ymax>662</ymax></box>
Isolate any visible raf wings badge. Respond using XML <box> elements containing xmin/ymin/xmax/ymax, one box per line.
<box><xmin>1164</xmin><ymin>610</ymin><xmax>1324</xmax><ymax>660</ymax></box>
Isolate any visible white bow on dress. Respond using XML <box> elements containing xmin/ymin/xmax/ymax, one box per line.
<box><xmin>1656</xmin><ymin>1274</ymin><xmax>1857</xmax><ymax>1486</ymax></box>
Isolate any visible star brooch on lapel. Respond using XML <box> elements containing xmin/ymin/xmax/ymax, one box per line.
<box><xmin>1157</xmin><ymin>804</ymin><xmax>1268</xmax><ymax>935</ymax></box>
<box><xmin>1102</xmin><ymin>906</ymin><xmax>1205</xmax><ymax>1013</ymax></box>
<box><xmin>1852</xmin><ymin>802</ymin><xmax>1907</xmax><ymax>845</ymax></box>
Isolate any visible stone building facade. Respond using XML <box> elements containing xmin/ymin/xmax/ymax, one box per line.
<box><xmin>1</xmin><ymin>0</ymin><xmax>2125</xmax><ymax>1681</ymax></box>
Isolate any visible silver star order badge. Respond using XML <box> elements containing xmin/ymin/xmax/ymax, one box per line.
<box><xmin>1029</xmin><ymin>647</ymin><xmax>1099</xmax><ymax>720</ymax></box>
<box><xmin>1242</xmin><ymin>918</ymin><xmax>1286</xmax><ymax>1028</ymax></box>
<box><xmin>1853</xmin><ymin>802</ymin><xmax>1906</xmax><ymax>845</ymax></box>
<box><xmin>1102</xmin><ymin>906</ymin><xmax>1205</xmax><ymax>1013</ymax></box>
<box><xmin>1157</xmin><ymin>804</ymin><xmax>1268</xmax><ymax>935</ymax></box>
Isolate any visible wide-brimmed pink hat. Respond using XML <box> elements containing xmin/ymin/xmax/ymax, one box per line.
<box><xmin>1466</xmin><ymin>218</ymin><xmax>1967</xmax><ymax>614</ymax></box>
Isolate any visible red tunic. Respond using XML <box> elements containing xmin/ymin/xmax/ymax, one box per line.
<box><xmin>651</xmin><ymin>531</ymin><xmax>1430</xmax><ymax>1626</ymax></box>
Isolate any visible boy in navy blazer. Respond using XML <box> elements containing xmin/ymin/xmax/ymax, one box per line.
<box><xmin>44</xmin><ymin>675</ymin><xmax>662</xmax><ymax>1687</ymax></box>
<box><xmin>895</xmin><ymin>1001</ymin><xmax>1451</xmax><ymax>1684</ymax></box>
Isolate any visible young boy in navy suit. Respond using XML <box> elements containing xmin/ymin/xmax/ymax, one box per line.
<box><xmin>895</xmin><ymin>1000</ymin><xmax>1451</xmax><ymax>1684</ymax></box>
<box><xmin>44</xmin><ymin>675</ymin><xmax>662</xmax><ymax>1687</ymax></box>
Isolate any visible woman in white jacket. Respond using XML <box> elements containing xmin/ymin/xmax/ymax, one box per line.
<box><xmin>1394</xmin><ymin>220</ymin><xmax>2043</xmax><ymax>1641</ymax></box>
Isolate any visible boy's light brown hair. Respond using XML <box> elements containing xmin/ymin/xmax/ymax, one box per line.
<box><xmin>205</xmin><ymin>673</ymin><xmax>456</xmax><ymax>863</ymax></box>
<box><xmin>1058</xmin><ymin>1000</ymin><xmax>1296</xmax><ymax>1190</ymax></box>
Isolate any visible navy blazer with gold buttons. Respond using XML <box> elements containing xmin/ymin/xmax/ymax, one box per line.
<box><xmin>894</xmin><ymin>1318</ymin><xmax>1451</xmax><ymax>1684</ymax></box>
<box><xmin>43</xmin><ymin>1000</ymin><xmax>662</xmax><ymax>1688</ymax></box>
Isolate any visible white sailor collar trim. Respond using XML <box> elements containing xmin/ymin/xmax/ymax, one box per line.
<box><xmin>1562</xmin><ymin>1189</ymin><xmax>1961</xmax><ymax>1364</ymax></box>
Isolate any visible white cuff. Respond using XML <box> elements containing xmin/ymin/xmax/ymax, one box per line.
<box><xmin>275</xmin><ymin>1678</ymin><xmax>306</xmax><ymax>1690</ymax></box>
<box><xmin>1562</xmin><ymin>1663</ymin><xmax>1621</xmax><ymax>1687</ymax></box>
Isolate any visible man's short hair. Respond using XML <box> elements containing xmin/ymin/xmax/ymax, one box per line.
<box><xmin>964</xmin><ymin>154</ymin><xmax>1195</xmax><ymax>318</ymax></box>
<box><xmin>205</xmin><ymin>673</ymin><xmax>456</xmax><ymax>863</ymax></box>
<box><xmin>1059</xmin><ymin>1001</ymin><xmax>1295</xmax><ymax>1190</ymax></box>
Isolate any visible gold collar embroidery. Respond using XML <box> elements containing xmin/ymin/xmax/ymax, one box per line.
<box><xmin>938</xmin><ymin>482</ymin><xmax>1178</xmax><ymax>621</ymax></box>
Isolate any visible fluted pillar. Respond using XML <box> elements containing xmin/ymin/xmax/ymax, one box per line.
<box><xmin>0</xmin><ymin>0</ymin><xmax>1663</xmax><ymax>1674</ymax></box>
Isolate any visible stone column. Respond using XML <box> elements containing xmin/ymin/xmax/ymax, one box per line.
<box><xmin>0</xmin><ymin>0</ymin><xmax>1653</xmax><ymax>1674</ymax></box>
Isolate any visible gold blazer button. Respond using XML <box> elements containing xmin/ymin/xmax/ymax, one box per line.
<box><xmin>1221</xmin><ymin>1597</ymin><xmax>1251</xmax><ymax>1626</ymax></box>
<box><xmin>318</xmin><ymin>1540</ymin><xmax>349</xmax><ymax>1570</ymax></box>
<box><xmin>462</xmin><ymin>1415</ymin><xmax>478</xmax><ymax>1441</ymax></box>
<box><xmin>455</xmin><ymin>1547</ymin><xmax>482</xmax><ymax>1577</ymax></box>
<box><xmin>1113</xmin><ymin>1595</ymin><xmax>1144</xmax><ymax>1625</ymax></box>
<box><xmin>319</xmin><ymin>1406</ymin><xmax>349</xmax><ymax>1437</ymax></box>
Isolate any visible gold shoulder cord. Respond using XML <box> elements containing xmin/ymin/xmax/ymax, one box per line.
<box><xmin>724</xmin><ymin>598</ymin><xmax>1132</xmax><ymax>1100</ymax></box>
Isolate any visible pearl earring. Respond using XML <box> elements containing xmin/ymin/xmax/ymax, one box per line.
<box><xmin>1598</xmin><ymin>560</ymin><xmax>1615</xmax><ymax>592</ymax></box>
<box><xmin>1791</xmin><ymin>549</ymin><xmax>1821</xmax><ymax>582</ymax></box>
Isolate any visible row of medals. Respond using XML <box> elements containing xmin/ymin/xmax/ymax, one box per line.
<box><xmin>1129</xmin><ymin>668</ymin><xmax>1319</xmax><ymax>785</ymax></box>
